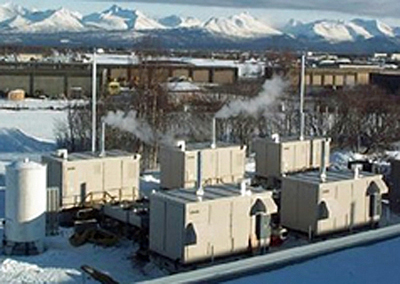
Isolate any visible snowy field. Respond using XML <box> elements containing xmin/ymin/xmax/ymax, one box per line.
<box><xmin>0</xmin><ymin>110</ymin><xmax>67</xmax><ymax>142</ymax></box>
<box><xmin>0</xmin><ymin>100</ymin><xmax>400</xmax><ymax>283</ymax></box>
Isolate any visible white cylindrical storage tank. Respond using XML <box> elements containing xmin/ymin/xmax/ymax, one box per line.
<box><xmin>4</xmin><ymin>159</ymin><xmax>47</xmax><ymax>255</ymax></box>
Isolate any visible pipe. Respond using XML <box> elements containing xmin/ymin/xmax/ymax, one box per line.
<box><xmin>100</xmin><ymin>119</ymin><xmax>106</xmax><ymax>157</ymax></box>
<box><xmin>320</xmin><ymin>138</ymin><xmax>329</xmax><ymax>182</ymax></box>
<box><xmin>299</xmin><ymin>54</ymin><xmax>306</xmax><ymax>141</ymax></box>
<box><xmin>91</xmin><ymin>51</ymin><xmax>97</xmax><ymax>153</ymax></box>
<box><xmin>240</xmin><ymin>180</ymin><xmax>247</xmax><ymax>196</ymax></box>
<box><xmin>196</xmin><ymin>151</ymin><xmax>204</xmax><ymax>198</ymax></box>
<box><xmin>211</xmin><ymin>117</ymin><xmax>217</xmax><ymax>149</ymax></box>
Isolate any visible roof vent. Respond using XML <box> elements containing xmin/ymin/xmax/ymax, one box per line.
<box><xmin>352</xmin><ymin>164</ymin><xmax>362</xmax><ymax>179</ymax></box>
<box><xmin>56</xmin><ymin>149</ymin><xmax>68</xmax><ymax>160</ymax></box>
<box><xmin>271</xmin><ymin>133</ymin><xmax>280</xmax><ymax>143</ymax></box>
<box><xmin>240</xmin><ymin>179</ymin><xmax>251</xmax><ymax>196</ymax></box>
<box><xmin>176</xmin><ymin>140</ymin><xmax>186</xmax><ymax>151</ymax></box>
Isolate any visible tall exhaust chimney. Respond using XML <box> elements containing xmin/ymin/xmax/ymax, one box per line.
<box><xmin>320</xmin><ymin>138</ymin><xmax>330</xmax><ymax>182</ymax></box>
<box><xmin>100</xmin><ymin>119</ymin><xmax>106</xmax><ymax>157</ymax></box>
<box><xmin>211</xmin><ymin>117</ymin><xmax>217</xmax><ymax>149</ymax></box>
<box><xmin>299</xmin><ymin>54</ymin><xmax>306</xmax><ymax>141</ymax></box>
<box><xmin>196</xmin><ymin>151</ymin><xmax>204</xmax><ymax>199</ymax></box>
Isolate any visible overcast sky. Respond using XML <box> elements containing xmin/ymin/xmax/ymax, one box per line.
<box><xmin>2</xmin><ymin>0</ymin><xmax>400</xmax><ymax>27</ymax></box>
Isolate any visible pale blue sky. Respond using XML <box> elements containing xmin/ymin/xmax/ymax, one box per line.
<box><xmin>2</xmin><ymin>0</ymin><xmax>400</xmax><ymax>27</ymax></box>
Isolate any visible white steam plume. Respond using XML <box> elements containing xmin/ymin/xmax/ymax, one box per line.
<box><xmin>215</xmin><ymin>76</ymin><xmax>286</xmax><ymax>119</ymax></box>
<box><xmin>104</xmin><ymin>110</ymin><xmax>156</xmax><ymax>144</ymax></box>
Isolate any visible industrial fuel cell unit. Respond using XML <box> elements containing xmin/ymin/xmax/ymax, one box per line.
<box><xmin>253</xmin><ymin>136</ymin><xmax>330</xmax><ymax>179</ymax></box>
<box><xmin>280</xmin><ymin>169</ymin><xmax>388</xmax><ymax>236</ymax></box>
<box><xmin>160</xmin><ymin>142</ymin><xmax>246</xmax><ymax>189</ymax></box>
<box><xmin>149</xmin><ymin>184</ymin><xmax>278</xmax><ymax>264</ymax></box>
<box><xmin>42</xmin><ymin>149</ymin><xmax>140</xmax><ymax>209</ymax></box>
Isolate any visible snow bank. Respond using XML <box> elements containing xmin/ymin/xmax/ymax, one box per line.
<box><xmin>0</xmin><ymin>128</ymin><xmax>55</xmax><ymax>153</ymax></box>
<box><xmin>0</xmin><ymin>109</ymin><xmax>67</xmax><ymax>142</ymax></box>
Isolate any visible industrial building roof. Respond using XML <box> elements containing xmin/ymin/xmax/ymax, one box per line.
<box><xmin>44</xmin><ymin>149</ymin><xmax>137</xmax><ymax>162</ymax></box>
<box><xmin>256</xmin><ymin>136</ymin><xmax>326</xmax><ymax>143</ymax></box>
<box><xmin>153</xmin><ymin>184</ymin><xmax>269</xmax><ymax>204</ymax></box>
<box><xmin>184</xmin><ymin>142</ymin><xmax>243</xmax><ymax>151</ymax></box>
<box><xmin>283</xmin><ymin>169</ymin><xmax>380</xmax><ymax>185</ymax></box>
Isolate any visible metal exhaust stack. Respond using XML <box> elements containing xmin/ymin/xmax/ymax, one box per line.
<box><xmin>100</xmin><ymin>119</ymin><xmax>106</xmax><ymax>157</ymax></box>
<box><xmin>211</xmin><ymin>117</ymin><xmax>217</xmax><ymax>149</ymax></box>
<box><xmin>353</xmin><ymin>164</ymin><xmax>362</xmax><ymax>179</ymax></box>
<box><xmin>196</xmin><ymin>151</ymin><xmax>204</xmax><ymax>200</ymax></box>
<box><xmin>320</xmin><ymin>138</ymin><xmax>330</xmax><ymax>183</ymax></box>
<box><xmin>91</xmin><ymin>51</ymin><xmax>97</xmax><ymax>153</ymax></box>
<box><xmin>299</xmin><ymin>54</ymin><xmax>306</xmax><ymax>141</ymax></box>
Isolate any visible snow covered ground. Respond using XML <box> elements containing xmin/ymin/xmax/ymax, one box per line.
<box><xmin>0</xmin><ymin>109</ymin><xmax>67</xmax><ymax>142</ymax></box>
<box><xmin>0</xmin><ymin>98</ymin><xmax>86</xmax><ymax>110</ymax></box>
<box><xmin>0</xmin><ymin>231</ymin><xmax>153</xmax><ymax>284</ymax></box>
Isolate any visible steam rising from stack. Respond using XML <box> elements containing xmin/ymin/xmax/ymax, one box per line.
<box><xmin>104</xmin><ymin>110</ymin><xmax>156</xmax><ymax>144</ymax></box>
<box><xmin>215</xmin><ymin>76</ymin><xmax>286</xmax><ymax>119</ymax></box>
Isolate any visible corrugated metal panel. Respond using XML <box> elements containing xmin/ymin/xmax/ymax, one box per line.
<box><xmin>254</xmin><ymin>137</ymin><xmax>329</xmax><ymax>179</ymax></box>
<box><xmin>43</xmin><ymin>152</ymin><xmax>140</xmax><ymax>208</ymax></box>
<box><xmin>160</xmin><ymin>145</ymin><xmax>245</xmax><ymax>189</ymax></box>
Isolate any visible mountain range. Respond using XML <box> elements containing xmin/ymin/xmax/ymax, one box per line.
<box><xmin>0</xmin><ymin>2</ymin><xmax>400</xmax><ymax>52</ymax></box>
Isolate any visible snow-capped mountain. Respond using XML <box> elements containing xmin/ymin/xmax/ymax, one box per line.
<box><xmin>1</xmin><ymin>7</ymin><xmax>85</xmax><ymax>33</ymax></box>
<box><xmin>351</xmin><ymin>19</ymin><xmax>395</xmax><ymax>38</ymax></box>
<box><xmin>203</xmin><ymin>12</ymin><xmax>281</xmax><ymax>38</ymax></box>
<box><xmin>394</xmin><ymin>27</ymin><xmax>400</xmax><ymax>37</ymax></box>
<box><xmin>283</xmin><ymin>19</ymin><xmax>375</xmax><ymax>42</ymax></box>
<box><xmin>283</xmin><ymin>18</ymin><xmax>397</xmax><ymax>43</ymax></box>
<box><xmin>29</xmin><ymin>8</ymin><xmax>84</xmax><ymax>33</ymax></box>
<box><xmin>83</xmin><ymin>5</ymin><xmax>164</xmax><ymax>31</ymax></box>
<box><xmin>0</xmin><ymin>3</ymin><xmax>398</xmax><ymax>51</ymax></box>
<box><xmin>0</xmin><ymin>2</ymin><xmax>29</xmax><ymax>21</ymax></box>
<box><xmin>159</xmin><ymin>15</ymin><xmax>201</xmax><ymax>28</ymax></box>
